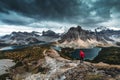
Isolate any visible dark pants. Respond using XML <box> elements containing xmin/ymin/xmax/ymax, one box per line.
<box><xmin>80</xmin><ymin>57</ymin><xmax>84</xmax><ymax>63</ymax></box>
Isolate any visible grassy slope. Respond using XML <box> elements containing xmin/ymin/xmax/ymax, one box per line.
<box><xmin>59</xmin><ymin>48</ymin><xmax>75</xmax><ymax>60</ymax></box>
<box><xmin>0</xmin><ymin>45</ymin><xmax>52</xmax><ymax>79</ymax></box>
<box><xmin>0</xmin><ymin>45</ymin><xmax>51</xmax><ymax>62</ymax></box>
<box><xmin>93</xmin><ymin>47</ymin><xmax>120</xmax><ymax>65</ymax></box>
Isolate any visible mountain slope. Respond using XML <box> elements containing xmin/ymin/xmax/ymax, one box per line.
<box><xmin>0</xmin><ymin>30</ymin><xmax>60</xmax><ymax>45</ymax></box>
<box><xmin>58</xmin><ymin>26</ymin><xmax>120</xmax><ymax>48</ymax></box>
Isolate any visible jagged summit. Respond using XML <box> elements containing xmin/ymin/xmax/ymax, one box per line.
<box><xmin>95</xmin><ymin>26</ymin><xmax>109</xmax><ymax>32</ymax></box>
<box><xmin>42</xmin><ymin>30</ymin><xmax>60</xmax><ymax>38</ymax></box>
<box><xmin>61</xmin><ymin>25</ymin><xmax>94</xmax><ymax>42</ymax></box>
<box><xmin>58</xmin><ymin>25</ymin><xmax>120</xmax><ymax>48</ymax></box>
<box><xmin>0</xmin><ymin>25</ymin><xmax>120</xmax><ymax>47</ymax></box>
<box><xmin>0</xmin><ymin>30</ymin><xmax>60</xmax><ymax>45</ymax></box>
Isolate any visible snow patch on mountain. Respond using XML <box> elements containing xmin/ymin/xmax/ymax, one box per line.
<box><xmin>109</xmin><ymin>35</ymin><xmax>120</xmax><ymax>42</ymax></box>
<box><xmin>95</xmin><ymin>26</ymin><xmax>109</xmax><ymax>32</ymax></box>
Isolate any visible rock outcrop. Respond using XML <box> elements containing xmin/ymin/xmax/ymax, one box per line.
<box><xmin>64</xmin><ymin>62</ymin><xmax>120</xmax><ymax>80</ymax></box>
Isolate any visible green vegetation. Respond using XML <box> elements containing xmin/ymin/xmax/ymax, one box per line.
<box><xmin>85</xmin><ymin>74</ymin><xmax>104</xmax><ymax>80</ymax></box>
<box><xmin>93</xmin><ymin>47</ymin><xmax>120</xmax><ymax>65</ymax></box>
<box><xmin>0</xmin><ymin>45</ymin><xmax>51</xmax><ymax>79</ymax></box>
<box><xmin>0</xmin><ymin>46</ymin><xmax>44</xmax><ymax>62</ymax></box>
<box><xmin>59</xmin><ymin>48</ymin><xmax>75</xmax><ymax>60</ymax></box>
<box><xmin>0</xmin><ymin>44</ymin><xmax>52</xmax><ymax>62</ymax></box>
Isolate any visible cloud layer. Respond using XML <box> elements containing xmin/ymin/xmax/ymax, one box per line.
<box><xmin>0</xmin><ymin>0</ymin><xmax>120</xmax><ymax>35</ymax></box>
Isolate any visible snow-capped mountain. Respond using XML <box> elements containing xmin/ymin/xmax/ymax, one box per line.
<box><xmin>0</xmin><ymin>26</ymin><xmax>120</xmax><ymax>47</ymax></box>
<box><xmin>95</xmin><ymin>26</ymin><xmax>109</xmax><ymax>32</ymax></box>
<box><xmin>58</xmin><ymin>26</ymin><xmax>120</xmax><ymax>48</ymax></box>
<box><xmin>0</xmin><ymin>31</ymin><xmax>40</xmax><ymax>45</ymax></box>
<box><xmin>95</xmin><ymin>26</ymin><xmax>120</xmax><ymax>44</ymax></box>
<box><xmin>0</xmin><ymin>30</ymin><xmax>60</xmax><ymax>46</ymax></box>
<box><xmin>109</xmin><ymin>35</ymin><xmax>120</xmax><ymax>42</ymax></box>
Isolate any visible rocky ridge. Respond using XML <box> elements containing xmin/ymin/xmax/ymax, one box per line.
<box><xmin>0</xmin><ymin>46</ymin><xmax>120</xmax><ymax>80</ymax></box>
<box><xmin>58</xmin><ymin>26</ymin><xmax>120</xmax><ymax>48</ymax></box>
<box><xmin>15</xmin><ymin>48</ymin><xmax>120</xmax><ymax>80</ymax></box>
<box><xmin>0</xmin><ymin>30</ymin><xmax>60</xmax><ymax>46</ymax></box>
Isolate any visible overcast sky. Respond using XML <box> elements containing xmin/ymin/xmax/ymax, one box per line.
<box><xmin>0</xmin><ymin>0</ymin><xmax>120</xmax><ymax>35</ymax></box>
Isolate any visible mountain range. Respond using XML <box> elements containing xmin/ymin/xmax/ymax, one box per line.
<box><xmin>0</xmin><ymin>26</ymin><xmax>120</xmax><ymax>48</ymax></box>
<box><xmin>0</xmin><ymin>30</ymin><xmax>60</xmax><ymax>46</ymax></box>
<box><xmin>58</xmin><ymin>26</ymin><xmax>120</xmax><ymax>48</ymax></box>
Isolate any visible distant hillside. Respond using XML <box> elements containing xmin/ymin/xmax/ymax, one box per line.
<box><xmin>93</xmin><ymin>47</ymin><xmax>120</xmax><ymax>65</ymax></box>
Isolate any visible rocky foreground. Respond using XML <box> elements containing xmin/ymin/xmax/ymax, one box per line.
<box><xmin>64</xmin><ymin>62</ymin><xmax>120</xmax><ymax>80</ymax></box>
<box><xmin>0</xmin><ymin>46</ymin><xmax>120</xmax><ymax>80</ymax></box>
<box><xmin>24</xmin><ymin>51</ymin><xmax>120</xmax><ymax>80</ymax></box>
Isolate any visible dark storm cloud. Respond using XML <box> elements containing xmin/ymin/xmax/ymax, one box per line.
<box><xmin>2</xmin><ymin>19</ymin><xmax>26</xmax><ymax>25</ymax></box>
<box><xmin>91</xmin><ymin>0</ymin><xmax>120</xmax><ymax>18</ymax></box>
<box><xmin>0</xmin><ymin>11</ymin><xmax>34</xmax><ymax>25</ymax></box>
<box><xmin>0</xmin><ymin>0</ymin><xmax>82</xmax><ymax>19</ymax></box>
<box><xmin>0</xmin><ymin>0</ymin><xmax>120</xmax><ymax>28</ymax></box>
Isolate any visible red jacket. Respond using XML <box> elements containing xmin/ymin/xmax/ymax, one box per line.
<box><xmin>79</xmin><ymin>50</ymin><xmax>85</xmax><ymax>58</ymax></box>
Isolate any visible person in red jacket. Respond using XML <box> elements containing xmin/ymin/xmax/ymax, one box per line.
<box><xmin>79</xmin><ymin>50</ymin><xmax>85</xmax><ymax>63</ymax></box>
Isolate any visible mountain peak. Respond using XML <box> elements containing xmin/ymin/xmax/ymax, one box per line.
<box><xmin>95</xmin><ymin>26</ymin><xmax>109</xmax><ymax>32</ymax></box>
<box><xmin>58</xmin><ymin>26</ymin><xmax>120</xmax><ymax>48</ymax></box>
<box><xmin>69</xmin><ymin>25</ymin><xmax>82</xmax><ymax>31</ymax></box>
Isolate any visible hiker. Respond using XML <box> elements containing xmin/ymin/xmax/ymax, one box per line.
<box><xmin>79</xmin><ymin>50</ymin><xmax>85</xmax><ymax>63</ymax></box>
